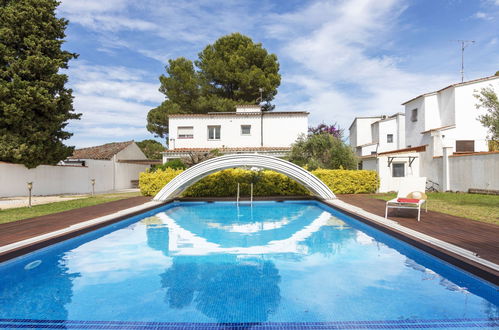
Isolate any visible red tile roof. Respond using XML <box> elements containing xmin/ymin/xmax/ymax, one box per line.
<box><xmin>421</xmin><ymin>125</ymin><xmax>456</xmax><ymax>134</ymax></box>
<box><xmin>169</xmin><ymin>111</ymin><xmax>308</xmax><ymax>118</ymax></box>
<box><xmin>163</xmin><ymin>147</ymin><xmax>291</xmax><ymax>153</ymax></box>
<box><xmin>377</xmin><ymin>145</ymin><xmax>427</xmax><ymax>156</ymax></box>
<box><xmin>69</xmin><ymin>141</ymin><xmax>134</xmax><ymax>160</ymax></box>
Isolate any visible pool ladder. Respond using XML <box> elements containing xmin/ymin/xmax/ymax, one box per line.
<box><xmin>236</xmin><ymin>183</ymin><xmax>253</xmax><ymax>205</ymax></box>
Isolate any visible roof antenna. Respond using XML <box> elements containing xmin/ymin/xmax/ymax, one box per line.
<box><xmin>454</xmin><ymin>40</ymin><xmax>475</xmax><ymax>82</ymax></box>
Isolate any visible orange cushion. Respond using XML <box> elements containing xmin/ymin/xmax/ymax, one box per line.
<box><xmin>397</xmin><ymin>198</ymin><xmax>420</xmax><ymax>203</ymax></box>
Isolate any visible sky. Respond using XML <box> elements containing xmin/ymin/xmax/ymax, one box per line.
<box><xmin>57</xmin><ymin>0</ymin><xmax>499</xmax><ymax>148</ymax></box>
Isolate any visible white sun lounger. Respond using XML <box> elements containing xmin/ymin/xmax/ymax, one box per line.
<box><xmin>385</xmin><ymin>177</ymin><xmax>428</xmax><ymax>221</ymax></box>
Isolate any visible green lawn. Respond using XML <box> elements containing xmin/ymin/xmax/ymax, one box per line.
<box><xmin>370</xmin><ymin>192</ymin><xmax>499</xmax><ymax>225</ymax></box>
<box><xmin>0</xmin><ymin>192</ymin><xmax>141</xmax><ymax>224</ymax></box>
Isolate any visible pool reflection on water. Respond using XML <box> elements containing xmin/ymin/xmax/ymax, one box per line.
<box><xmin>0</xmin><ymin>201</ymin><xmax>497</xmax><ymax>327</ymax></box>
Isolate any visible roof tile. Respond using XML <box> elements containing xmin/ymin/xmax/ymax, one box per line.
<box><xmin>69</xmin><ymin>141</ymin><xmax>134</xmax><ymax>160</ymax></box>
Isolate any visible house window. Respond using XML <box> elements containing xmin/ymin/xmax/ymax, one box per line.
<box><xmin>177</xmin><ymin>126</ymin><xmax>193</xmax><ymax>139</ymax></box>
<box><xmin>241</xmin><ymin>125</ymin><xmax>251</xmax><ymax>135</ymax></box>
<box><xmin>392</xmin><ymin>163</ymin><xmax>405</xmax><ymax>177</ymax></box>
<box><xmin>411</xmin><ymin>109</ymin><xmax>418</xmax><ymax>122</ymax></box>
<box><xmin>387</xmin><ymin>134</ymin><xmax>393</xmax><ymax>143</ymax></box>
<box><xmin>207</xmin><ymin>125</ymin><xmax>221</xmax><ymax>140</ymax></box>
<box><xmin>455</xmin><ymin>140</ymin><xmax>474</xmax><ymax>153</ymax></box>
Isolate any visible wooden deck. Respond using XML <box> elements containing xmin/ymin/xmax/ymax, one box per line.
<box><xmin>0</xmin><ymin>196</ymin><xmax>151</xmax><ymax>247</ymax></box>
<box><xmin>338</xmin><ymin>194</ymin><xmax>499</xmax><ymax>264</ymax></box>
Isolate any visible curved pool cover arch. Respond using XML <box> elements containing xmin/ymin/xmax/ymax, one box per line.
<box><xmin>153</xmin><ymin>154</ymin><xmax>336</xmax><ymax>201</ymax></box>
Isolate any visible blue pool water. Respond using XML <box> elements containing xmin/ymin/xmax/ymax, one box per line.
<box><xmin>0</xmin><ymin>201</ymin><xmax>497</xmax><ymax>329</ymax></box>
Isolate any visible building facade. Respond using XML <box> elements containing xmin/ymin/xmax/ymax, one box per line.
<box><xmin>350</xmin><ymin>75</ymin><xmax>499</xmax><ymax>192</ymax></box>
<box><xmin>349</xmin><ymin>113</ymin><xmax>405</xmax><ymax>157</ymax></box>
<box><xmin>163</xmin><ymin>105</ymin><xmax>309</xmax><ymax>162</ymax></box>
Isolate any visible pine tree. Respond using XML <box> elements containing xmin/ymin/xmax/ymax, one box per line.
<box><xmin>0</xmin><ymin>0</ymin><xmax>80</xmax><ymax>168</ymax></box>
<box><xmin>147</xmin><ymin>33</ymin><xmax>280</xmax><ymax>138</ymax></box>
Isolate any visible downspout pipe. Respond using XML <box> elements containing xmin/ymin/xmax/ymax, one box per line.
<box><xmin>260</xmin><ymin>110</ymin><xmax>264</xmax><ymax>147</ymax></box>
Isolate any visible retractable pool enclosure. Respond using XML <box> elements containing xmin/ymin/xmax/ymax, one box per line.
<box><xmin>153</xmin><ymin>154</ymin><xmax>337</xmax><ymax>201</ymax></box>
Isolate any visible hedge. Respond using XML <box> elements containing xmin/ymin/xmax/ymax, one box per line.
<box><xmin>139</xmin><ymin>168</ymin><xmax>184</xmax><ymax>196</ymax></box>
<box><xmin>184</xmin><ymin>169</ymin><xmax>309</xmax><ymax>197</ymax></box>
<box><xmin>139</xmin><ymin>168</ymin><xmax>379</xmax><ymax>197</ymax></box>
<box><xmin>311</xmin><ymin>169</ymin><xmax>379</xmax><ymax>194</ymax></box>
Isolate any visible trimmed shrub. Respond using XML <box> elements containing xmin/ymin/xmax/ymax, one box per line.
<box><xmin>139</xmin><ymin>168</ymin><xmax>184</xmax><ymax>196</ymax></box>
<box><xmin>184</xmin><ymin>169</ymin><xmax>309</xmax><ymax>197</ymax></box>
<box><xmin>311</xmin><ymin>169</ymin><xmax>379</xmax><ymax>194</ymax></box>
<box><xmin>152</xmin><ymin>159</ymin><xmax>187</xmax><ymax>171</ymax></box>
<box><xmin>138</xmin><ymin>168</ymin><xmax>379</xmax><ymax>197</ymax></box>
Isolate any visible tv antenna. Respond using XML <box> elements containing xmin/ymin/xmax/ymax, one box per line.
<box><xmin>454</xmin><ymin>40</ymin><xmax>475</xmax><ymax>82</ymax></box>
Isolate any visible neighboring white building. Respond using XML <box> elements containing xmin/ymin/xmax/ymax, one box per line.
<box><xmin>351</xmin><ymin>75</ymin><xmax>499</xmax><ymax>192</ymax></box>
<box><xmin>163</xmin><ymin>105</ymin><xmax>309</xmax><ymax>162</ymax></box>
<box><xmin>349</xmin><ymin>113</ymin><xmax>405</xmax><ymax>157</ymax></box>
<box><xmin>0</xmin><ymin>141</ymin><xmax>158</xmax><ymax>197</ymax></box>
<box><xmin>66</xmin><ymin>141</ymin><xmax>156</xmax><ymax>190</ymax></box>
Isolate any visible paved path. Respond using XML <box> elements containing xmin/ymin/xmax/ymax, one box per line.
<box><xmin>0</xmin><ymin>196</ymin><xmax>151</xmax><ymax>247</ymax></box>
<box><xmin>338</xmin><ymin>194</ymin><xmax>499</xmax><ymax>264</ymax></box>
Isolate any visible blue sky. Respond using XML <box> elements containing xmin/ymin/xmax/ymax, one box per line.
<box><xmin>57</xmin><ymin>0</ymin><xmax>499</xmax><ymax>148</ymax></box>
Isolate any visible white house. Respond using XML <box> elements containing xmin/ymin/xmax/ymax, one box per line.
<box><xmin>351</xmin><ymin>75</ymin><xmax>499</xmax><ymax>192</ymax></box>
<box><xmin>66</xmin><ymin>141</ymin><xmax>155</xmax><ymax>190</ymax></box>
<box><xmin>0</xmin><ymin>141</ymin><xmax>157</xmax><ymax>197</ymax></box>
<box><xmin>349</xmin><ymin>113</ymin><xmax>405</xmax><ymax>157</ymax></box>
<box><xmin>163</xmin><ymin>105</ymin><xmax>309</xmax><ymax>162</ymax></box>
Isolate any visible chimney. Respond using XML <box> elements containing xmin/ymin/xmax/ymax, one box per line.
<box><xmin>236</xmin><ymin>105</ymin><xmax>262</xmax><ymax>113</ymax></box>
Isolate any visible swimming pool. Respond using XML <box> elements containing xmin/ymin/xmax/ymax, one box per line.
<box><xmin>0</xmin><ymin>201</ymin><xmax>497</xmax><ymax>329</ymax></box>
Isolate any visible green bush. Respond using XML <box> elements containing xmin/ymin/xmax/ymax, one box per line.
<box><xmin>152</xmin><ymin>159</ymin><xmax>187</xmax><ymax>171</ymax></box>
<box><xmin>139</xmin><ymin>168</ymin><xmax>379</xmax><ymax>197</ymax></box>
<box><xmin>184</xmin><ymin>169</ymin><xmax>309</xmax><ymax>197</ymax></box>
<box><xmin>311</xmin><ymin>169</ymin><xmax>379</xmax><ymax>194</ymax></box>
<box><xmin>139</xmin><ymin>168</ymin><xmax>184</xmax><ymax>196</ymax></box>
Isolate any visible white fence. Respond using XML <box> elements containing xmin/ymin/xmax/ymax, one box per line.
<box><xmin>0</xmin><ymin>160</ymin><xmax>148</xmax><ymax>197</ymax></box>
<box><xmin>448</xmin><ymin>152</ymin><xmax>499</xmax><ymax>192</ymax></box>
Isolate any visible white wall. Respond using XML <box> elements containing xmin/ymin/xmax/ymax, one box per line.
<box><xmin>115</xmin><ymin>163</ymin><xmax>149</xmax><ymax>190</ymax></box>
<box><xmin>360</xmin><ymin>144</ymin><xmax>378</xmax><ymax>156</ymax></box>
<box><xmin>116</xmin><ymin>143</ymin><xmax>148</xmax><ymax>160</ymax></box>
<box><xmin>169</xmin><ymin>113</ymin><xmax>307</xmax><ymax>149</ymax></box>
<box><xmin>404</xmin><ymin>97</ymin><xmax>426</xmax><ymax>148</ymax></box>
<box><xmin>377</xmin><ymin>118</ymin><xmax>398</xmax><ymax>152</ymax></box>
<box><xmin>448</xmin><ymin>153</ymin><xmax>499</xmax><ymax>192</ymax></box>
<box><xmin>262</xmin><ymin>114</ymin><xmax>308</xmax><ymax>146</ymax></box>
<box><xmin>0</xmin><ymin>160</ymin><xmax>149</xmax><ymax>197</ymax></box>
<box><xmin>453</xmin><ymin>80</ymin><xmax>499</xmax><ymax>152</ymax></box>
<box><xmin>405</xmin><ymin>77</ymin><xmax>499</xmax><ymax>153</ymax></box>
<box><xmin>376</xmin><ymin>154</ymin><xmax>420</xmax><ymax>192</ymax></box>
<box><xmin>349</xmin><ymin>117</ymin><xmax>381</xmax><ymax>147</ymax></box>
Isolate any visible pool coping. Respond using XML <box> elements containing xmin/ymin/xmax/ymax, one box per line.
<box><xmin>0</xmin><ymin>197</ymin><xmax>498</xmax><ymax>285</ymax></box>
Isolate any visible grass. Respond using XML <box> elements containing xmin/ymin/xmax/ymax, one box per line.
<box><xmin>371</xmin><ymin>192</ymin><xmax>499</xmax><ymax>225</ymax></box>
<box><xmin>0</xmin><ymin>192</ymin><xmax>141</xmax><ymax>224</ymax></box>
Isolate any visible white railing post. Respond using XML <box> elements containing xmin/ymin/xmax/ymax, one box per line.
<box><xmin>250</xmin><ymin>183</ymin><xmax>253</xmax><ymax>205</ymax></box>
<box><xmin>237</xmin><ymin>183</ymin><xmax>240</xmax><ymax>205</ymax></box>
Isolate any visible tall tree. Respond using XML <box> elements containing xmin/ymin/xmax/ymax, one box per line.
<box><xmin>0</xmin><ymin>0</ymin><xmax>80</xmax><ymax>168</ymax></box>
<box><xmin>136</xmin><ymin>139</ymin><xmax>165</xmax><ymax>160</ymax></box>
<box><xmin>308</xmin><ymin>123</ymin><xmax>343</xmax><ymax>139</ymax></box>
<box><xmin>474</xmin><ymin>86</ymin><xmax>499</xmax><ymax>142</ymax></box>
<box><xmin>288</xmin><ymin>133</ymin><xmax>357</xmax><ymax>170</ymax></box>
<box><xmin>147</xmin><ymin>33</ymin><xmax>280</xmax><ymax>138</ymax></box>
